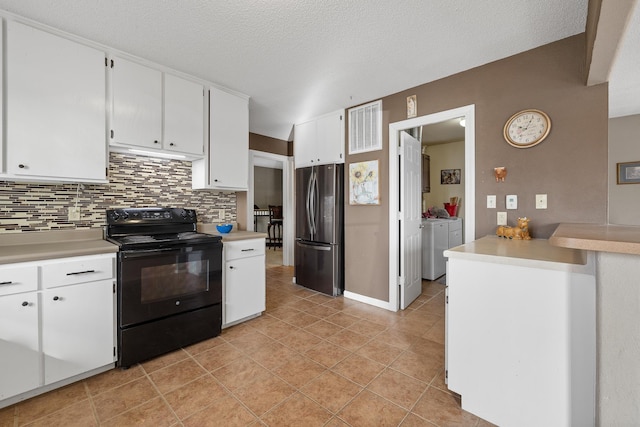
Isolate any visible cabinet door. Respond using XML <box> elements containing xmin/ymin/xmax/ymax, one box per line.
<box><xmin>316</xmin><ymin>110</ymin><xmax>345</xmax><ymax>165</ymax></box>
<box><xmin>164</xmin><ymin>74</ymin><xmax>205</xmax><ymax>156</ymax></box>
<box><xmin>224</xmin><ymin>256</ymin><xmax>265</xmax><ymax>325</ymax></box>
<box><xmin>293</xmin><ymin>119</ymin><xmax>316</xmax><ymax>168</ymax></box>
<box><xmin>6</xmin><ymin>21</ymin><xmax>107</xmax><ymax>182</ymax></box>
<box><xmin>111</xmin><ymin>56</ymin><xmax>162</xmax><ymax>149</ymax></box>
<box><xmin>42</xmin><ymin>279</ymin><xmax>115</xmax><ymax>384</ymax></box>
<box><xmin>0</xmin><ymin>292</ymin><xmax>40</xmax><ymax>399</ymax></box>
<box><xmin>209</xmin><ymin>86</ymin><xmax>249</xmax><ymax>189</ymax></box>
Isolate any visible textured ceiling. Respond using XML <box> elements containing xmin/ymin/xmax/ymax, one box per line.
<box><xmin>0</xmin><ymin>0</ymin><xmax>591</xmax><ymax>141</ymax></box>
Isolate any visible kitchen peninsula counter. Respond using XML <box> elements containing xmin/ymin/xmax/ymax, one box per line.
<box><xmin>549</xmin><ymin>223</ymin><xmax>640</xmax><ymax>425</ymax></box>
<box><xmin>444</xmin><ymin>235</ymin><xmax>596</xmax><ymax>426</ymax></box>
<box><xmin>0</xmin><ymin>229</ymin><xmax>118</xmax><ymax>265</ymax></box>
<box><xmin>549</xmin><ymin>222</ymin><xmax>640</xmax><ymax>254</ymax></box>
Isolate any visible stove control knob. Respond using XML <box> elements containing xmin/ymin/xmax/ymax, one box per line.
<box><xmin>187</xmin><ymin>210</ymin><xmax>194</xmax><ymax>218</ymax></box>
<box><xmin>122</xmin><ymin>212</ymin><xmax>129</xmax><ymax>220</ymax></box>
<box><xmin>110</xmin><ymin>211</ymin><xmax>120</xmax><ymax>221</ymax></box>
<box><xmin>180</xmin><ymin>210</ymin><xmax>187</xmax><ymax>218</ymax></box>
<box><xmin>164</xmin><ymin>212</ymin><xmax>171</xmax><ymax>219</ymax></box>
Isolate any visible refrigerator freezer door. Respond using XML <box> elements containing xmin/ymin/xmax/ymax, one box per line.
<box><xmin>295</xmin><ymin>240</ymin><xmax>342</xmax><ymax>296</ymax></box>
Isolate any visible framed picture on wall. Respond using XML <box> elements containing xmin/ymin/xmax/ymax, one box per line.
<box><xmin>617</xmin><ymin>161</ymin><xmax>640</xmax><ymax>184</ymax></box>
<box><xmin>441</xmin><ymin>169</ymin><xmax>461</xmax><ymax>185</ymax></box>
<box><xmin>349</xmin><ymin>160</ymin><xmax>380</xmax><ymax>205</ymax></box>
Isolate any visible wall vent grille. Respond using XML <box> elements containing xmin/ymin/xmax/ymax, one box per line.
<box><xmin>348</xmin><ymin>100</ymin><xmax>382</xmax><ymax>154</ymax></box>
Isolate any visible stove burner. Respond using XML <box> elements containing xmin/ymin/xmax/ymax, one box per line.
<box><xmin>105</xmin><ymin>208</ymin><xmax>221</xmax><ymax>251</ymax></box>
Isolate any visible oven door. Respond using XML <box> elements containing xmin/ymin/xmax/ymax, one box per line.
<box><xmin>118</xmin><ymin>243</ymin><xmax>222</xmax><ymax>328</ymax></box>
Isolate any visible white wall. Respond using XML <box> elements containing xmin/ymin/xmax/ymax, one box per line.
<box><xmin>609</xmin><ymin>115</ymin><xmax>640</xmax><ymax>225</ymax></box>
<box><xmin>600</xmin><ymin>114</ymin><xmax>640</xmax><ymax>425</ymax></box>
<box><xmin>423</xmin><ymin>140</ymin><xmax>465</xmax><ymax>220</ymax></box>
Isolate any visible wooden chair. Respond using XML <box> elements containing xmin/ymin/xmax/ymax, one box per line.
<box><xmin>267</xmin><ymin>205</ymin><xmax>283</xmax><ymax>250</ymax></box>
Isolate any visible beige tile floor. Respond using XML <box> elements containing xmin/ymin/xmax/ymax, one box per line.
<box><xmin>0</xmin><ymin>255</ymin><xmax>493</xmax><ymax>427</ymax></box>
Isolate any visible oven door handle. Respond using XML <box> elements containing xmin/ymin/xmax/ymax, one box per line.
<box><xmin>120</xmin><ymin>247</ymin><xmax>185</xmax><ymax>258</ymax></box>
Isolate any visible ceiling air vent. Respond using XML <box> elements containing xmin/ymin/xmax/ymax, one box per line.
<box><xmin>348</xmin><ymin>100</ymin><xmax>382</xmax><ymax>154</ymax></box>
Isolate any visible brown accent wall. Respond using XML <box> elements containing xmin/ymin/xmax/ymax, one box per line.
<box><xmin>344</xmin><ymin>34</ymin><xmax>608</xmax><ymax>302</ymax></box>
<box><xmin>249</xmin><ymin>132</ymin><xmax>292</xmax><ymax>156</ymax></box>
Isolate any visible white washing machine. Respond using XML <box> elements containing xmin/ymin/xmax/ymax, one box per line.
<box><xmin>422</xmin><ymin>219</ymin><xmax>449</xmax><ymax>280</ymax></box>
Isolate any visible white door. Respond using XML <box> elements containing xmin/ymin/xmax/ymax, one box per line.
<box><xmin>400</xmin><ymin>131</ymin><xmax>422</xmax><ymax>309</ymax></box>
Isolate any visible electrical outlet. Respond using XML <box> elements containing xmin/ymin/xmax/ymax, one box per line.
<box><xmin>506</xmin><ymin>195</ymin><xmax>518</xmax><ymax>210</ymax></box>
<box><xmin>536</xmin><ymin>194</ymin><xmax>547</xmax><ymax>209</ymax></box>
<box><xmin>497</xmin><ymin>212</ymin><xmax>507</xmax><ymax>225</ymax></box>
<box><xmin>217</xmin><ymin>209</ymin><xmax>226</xmax><ymax>220</ymax></box>
<box><xmin>487</xmin><ymin>195</ymin><xmax>496</xmax><ymax>209</ymax></box>
<box><xmin>68</xmin><ymin>206</ymin><xmax>81</xmax><ymax>221</ymax></box>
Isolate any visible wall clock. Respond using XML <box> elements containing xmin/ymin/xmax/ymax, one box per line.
<box><xmin>503</xmin><ymin>109</ymin><xmax>551</xmax><ymax>148</ymax></box>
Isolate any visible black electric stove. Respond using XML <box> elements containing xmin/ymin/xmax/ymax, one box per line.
<box><xmin>105</xmin><ymin>207</ymin><xmax>223</xmax><ymax>368</ymax></box>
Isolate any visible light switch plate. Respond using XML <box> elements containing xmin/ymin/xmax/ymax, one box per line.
<box><xmin>506</xmin><ymin>195</ymin><xmax>518</xmax><ymax>210</ymax></box>
<box><xmin>68</xmin><ymin>206</ymin><xmax>80</xmax><ymax>221</ymax></box>
<box><xmin>497</xmin><ymin>212</ymin><xmax>507</xmax><ymax>225</ymax></box>
<box><xmin>487</xmin><ymin>195</ymin><xmax>496</xmax><ymax>209</ymax></box>
<box><xmin>536</xmin><ymin>194</ymin><xmax>547</xmax><ymax>209</ymax></box>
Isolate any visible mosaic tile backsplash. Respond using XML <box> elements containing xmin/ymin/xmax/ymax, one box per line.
<box><xmin>0</xmin><ymin>153</ymin><xmax>236</xmax><ymax>232</ymax></box>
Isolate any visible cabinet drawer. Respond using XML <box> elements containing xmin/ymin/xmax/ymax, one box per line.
<box><xmin>225</xmin><ymin>239</ymin><xmax>265</xmax><ymax>261</ymax></box>
<box><xmin>0</xmin><ymin>265</ymin><xmax>38</xmax><ymax>296</ymax></box>
<box><xmin>42</xmin><ymin>255</ymin><xmax>114</xmax><ymax>288</ymax></box>
<box><xmin>448</xmin><ymin>219</ymin><xmax>462</xmax><ymax>232</ymax></box>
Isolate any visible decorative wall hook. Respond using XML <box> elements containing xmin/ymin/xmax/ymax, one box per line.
<box><xmin>494</xmin><ymin>167</ymin><xmax>507</xmax><ymax>182</ymax></box>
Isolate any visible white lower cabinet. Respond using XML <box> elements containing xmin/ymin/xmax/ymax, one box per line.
<box><xmin>0</xmin><ymin>291</ymin><xmax>40</xmax><ymax>400</ymax></box>
<box><xmin>0</xmin><ymin>254</ymin><xmax>116</xmax><ymax>406</ymax></box>
<box><xmin>42</xmin><ymin>279</ymin><xmax>114</xmax><ymax>385</ymax></box>
<box><xmin>223</xmin><ymin>239</ymin><xmax>265</xmax><ymax>327</ymax></box>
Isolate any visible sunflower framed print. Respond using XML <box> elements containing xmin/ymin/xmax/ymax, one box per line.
<box><xmin>349</xmin><ymin>160</ymin><xmax>379</xmax><ymax>205</ymax></box>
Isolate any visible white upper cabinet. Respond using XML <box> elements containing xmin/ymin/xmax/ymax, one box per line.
<box><xmin>192</xmin><ymin>86</ymin><xmax>249</xmax><ymax>191</ymax></box>
<box><xmin>293</xmin><ymin>120</ymin><xmax>316</xmax><ymax>169</ymax></box>
<box><xmin>111</xmin><ymin>57</ymin><xmax>162</xmax><ymax>150</ymax></box>
<box><xmin>164</xmin><ymin>74</ymin><xmax>205</xmax><ymax>155</ymax></box>
<box><xmin>5</xmin><ymin>21</ymin><xmax>107</xmax><ymax>183</ymax></box>
<box><xmin>294</xmin><ymin>109</ymin><xmax>344</xmax><ymax>168</ymax></box>
<box><xmin>111</xmin><ymin>57</ymin><xmax>204</xmax><ymax>157</ymax></box>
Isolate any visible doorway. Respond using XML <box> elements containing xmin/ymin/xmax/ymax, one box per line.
<box><xmin>388</xmin><ymin>105</ymin><xmax>476</xmax><ymax>311</ymax></box>
<box><xmin>247</xmin><ymin>150</ymin><xmax>295</xmax><ymax>266</ymax></box>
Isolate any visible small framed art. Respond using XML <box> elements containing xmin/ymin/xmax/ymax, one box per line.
<box><xmin>617</xmin><ymin>161</ymin><xmax>640</xmax><ymax>184</ymax></box>
<box><xmin>441</xmin><ymin>169</ymin><xmax>461</xmax><ymax>185</ymax></box>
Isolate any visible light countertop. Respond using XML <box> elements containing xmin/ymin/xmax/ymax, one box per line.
<box><xmin>444</xmin><ymin>235</ymin><xmax>588</xmax><ymax>269</ymax></box>
<box><xmin>197</xmin><ymin>224</ymin><xmax>268</xmax><ymax>242</ymax></box>
<box><xmin>549</xmin><ymin>223</ymin><xmax>640</xmax><ymax>255</ymax></box>
<box><xmin>0</xmin><ymin>229</ymin><xmax>118</xmax><ymax>265</ymax></box>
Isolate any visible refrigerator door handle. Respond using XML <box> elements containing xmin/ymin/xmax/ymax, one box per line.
<box><xmin>313</xmin><ymin>170</ymin><xmax>318</xmax><ymax>240</ymax></box>
<box><xmin>306</xmin><ymin>169</ymin><xmax>314</xmax><ymax>237</ymax></box>
<box><xmin>296</xmin><ymin>241</ymin><xmax>332</xmax><ymax>251</ymax></box>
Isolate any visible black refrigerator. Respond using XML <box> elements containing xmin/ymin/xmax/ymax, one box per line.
<box><xmin>295</xmin><ymin>164</ymin><xmax>344</xmax><ymax>296</ymax></box>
